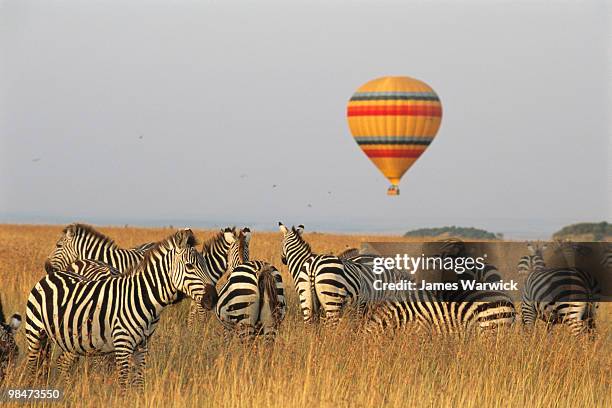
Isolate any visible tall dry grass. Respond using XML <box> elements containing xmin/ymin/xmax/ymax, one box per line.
<box><xmin>0</xmin><ymin>224</ymin><xmax>609</xmax><ymax>408</ymax></box>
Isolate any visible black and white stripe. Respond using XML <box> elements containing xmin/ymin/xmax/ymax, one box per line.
<box><xmin>279</xmin><ymin>222</ymin><xmax>392</xmax><ymax>323</ymax></box>
<box><xmin>25</xmin><ymin>229</ymin><xmax>218</xmax><ymax>391</ymax></box>
<box><xmin>517</xmin><ymin>242</ymin><xmax>547</xmax><ymax>275</ymax></box>
<box><xmin>186</xmin><ymin>227</ymin><xmax>237</xmax><ymax>326</ymax></box>
<box><xmin>215</xmin><ymin>229</ymin><xmax>286</xmax><ymax>340</ymax></box>
<box><xmin>521</xmin><ymin>267</ymin><xmax>600</xmax><ymax>336</ymax></box>
<box><xmin>363</xmin><ymin>287</ymin><xmax>516</xmax><ymax>335</ymax></box>
<box><xmin>0</xmin><ymin>297</ymin><xmax>21</xmax><ymax>383</ymax></box>
<box><xmin>45</xmin><ymin>223</ymin><xmax>152</xmax><ymax>274</ymax></box>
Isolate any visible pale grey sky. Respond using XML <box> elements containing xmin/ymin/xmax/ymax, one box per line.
<box><xmin>1</xmin><ymin>0</ymin><xmax>610</xmax><ymax>237</ymax></box>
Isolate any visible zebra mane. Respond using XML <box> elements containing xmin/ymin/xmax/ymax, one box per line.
<box><xmin>291</xmin><ymin>226</ymin><xmax>312</xmax><ymax>253</ymax></box>
<box><xmin>123</xmin><ymin>229</ymin><xmax>199</xmax><ymax>275</ymax></box>
<box><xmin>236</xmin><ymin>231</ymin><xmax>249</xmax><ymax>263</ymax></box>
<box><xmin>202</xmin><ymin>227</ymin><xmax>235</xmax><ymax>254</ymax></box>
<box><xmin>67</xmin><ymin>223</ymin><xmax>118</xmax><ymax>249</ymax></box>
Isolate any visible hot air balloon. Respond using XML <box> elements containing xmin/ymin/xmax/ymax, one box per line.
<box><xmin>346</xmin><ymin>76</ymin><xmax>442</xmax><ymax>195</ymax></box>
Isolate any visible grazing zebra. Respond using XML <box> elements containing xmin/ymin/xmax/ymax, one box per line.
<box><xmin>0</xmin><ymin>298</ymin><xmax>21</xmax><ymax>382</ymax></box>
<box><xmin>25</xmin><ymin>229</ymin><xmax>218</xmax><ymax>391</ymax></box>
<box><xmin>45</xmin><ymin>223</ymin><xmax>153</xmax><ymax>274</ymax></box>
<box><xmin>521</xmin><ymin>267</ymin><xmax>600</xmax><ymax>336</ymax></box>
<box><xmin>279</xmin><ymin>222</ymin><xmax>392</xmax><ymax>324</ymax></box>
<box><xmin>517</xmin><ymin>242</ymin><xmax>547</xmax><ymax>275</ymax></box>
<box><xmin>363</xmin><ymin>287</ymin><xmax>516</xmax><ymax>335</ymax></box>
<box><xmin>215</xmin><ymin>229</ymin><xmax>286</xmax><ymax>340</ymax></box>
<box><xmin>187</xmin><ymin>227</ymin><xmax>237</xmax><ymax>326</ymax></box>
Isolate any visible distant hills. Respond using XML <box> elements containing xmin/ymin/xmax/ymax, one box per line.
<box><xmin>552</xmin><ymin>221</ymin><xmax>611</xmax><ymax>241</ymax></box>
<box><xmin>404</xmin><ymin>226</ymin><xmax>502</xmax><ymax>240</ymax></box>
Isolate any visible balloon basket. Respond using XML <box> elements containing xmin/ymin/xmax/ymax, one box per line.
<box><xmin>387</xmin><ymin>185</ymin><xmax>400</xmax><ymax>196</ymax></box>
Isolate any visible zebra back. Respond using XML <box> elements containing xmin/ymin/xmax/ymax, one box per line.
<box><xmin>46</xmin><ymin>223</ymin><xmax>149</xmax><ymax>273</ymax></box>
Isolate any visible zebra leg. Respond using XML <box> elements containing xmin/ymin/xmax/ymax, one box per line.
<box><xmin>132</xmin><ymin>343</ymin><xmax>148</xmax><ymax>392</ymax></box>
<box><xmin>24</xmin><ymin>327</ymin><xmax>50</xmax><ymax>379</ymax></box>
<box><xmin>112</xmin><ymin>337</ymin><xmax>136</xmax><ymax>392</ymax></box>
<box><xmin>520</xmin><ymin>301</ymin><xmax>537</xmax><ymax>331</ymax></box>
<box><xmin>57</xmin><ymin>352</ymin><xmax>79</xmax><ymax>384</ymax></box>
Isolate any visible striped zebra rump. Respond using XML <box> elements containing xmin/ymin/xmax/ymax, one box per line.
<box><xmin>215</xmin><ymin>261</ymin><xmax>286</xmax><ymax>340</ymax></box>
<box><xmin>521</xmin><ymin>267</ymin><xmax>600</xmax><ymax>336</ymax></box>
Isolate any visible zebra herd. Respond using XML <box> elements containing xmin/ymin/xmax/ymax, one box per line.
<box><xmin>0</xmin><ymin>223</ymin><xmax>608</xmax><ymax>390</ymax></box>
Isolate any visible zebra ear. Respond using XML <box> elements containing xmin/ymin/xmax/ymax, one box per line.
<box><xmin>65</xmin><ymin>224</ymin><xmax>76</xmax><ymax>239</ymax></box>
<box><xmin>223</xmin><ymin>227</ymin><xmax>236</xmax><ymax>243</ymax></box>
<box><xmin>278</xmin><ymin>222</ymin><xmax>288</xmax><ymax>234</ymax></box>
<box><xmin>177</xmin><ymin>229</ymin><xmax>196</xmax><ymax>248</ymax></box>
<box><xmin>9</xmin><ymin>314</ymin><xmax>21</xmax><ymax>331</ymax></box>
<box><xmin>242</xmin><ymin>228</ymin><xmax>252</xmax><ymax>243</ymax></box>
<box><xmin>296</xmin><ymin>225</ymin><xmax>304</xmax><ymax>235</ymax></box>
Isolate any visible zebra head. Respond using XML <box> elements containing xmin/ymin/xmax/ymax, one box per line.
<box><xmin>278</xmin><ymin>222</ymin><xmax>306</xmax><ymax>266</ymax></box>
<box><xmin>226</xmin><ymin>227</ymin><xmax>251</xmax><ymax>273</ymax></box>
<box><xmin>0</xmin><ymin>298</ymin><xmax>21</xmax><ymax>382</ymax></box>
<box><xmin>169</xmin><ymin>229</ymin><xmax>218</xmax><ymax>310</ymax></box>
<box><xmin>526</xmin><ymin>241</ymin><xmax>547</xmax><ymax>257</ymax></box>
<box><xmin>45</xmin><ymin>224</ymin><xmax>83</xmax><ymax>273</ymax></box>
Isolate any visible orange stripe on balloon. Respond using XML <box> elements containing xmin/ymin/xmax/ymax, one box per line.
<box><xmin>347</xmin><ymin>105</ymin><xmax>442</xmax><ymax>117</ymax></box>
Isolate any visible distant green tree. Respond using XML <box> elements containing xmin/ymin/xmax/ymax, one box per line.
<box><xmin>552</xmin><ymin>221</ymin><xmax>611</xmax><ymax>241</ymax></box>
<box><xmin>403</xmin><ymin>226</ymin><xmax>500</xmax><ymax>240</ymax></box>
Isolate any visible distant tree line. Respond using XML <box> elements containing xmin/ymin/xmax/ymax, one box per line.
<box><xmin>404</xmin><ymin>226</ymin><xmax>502</xmax><ymax>240</ymax></box>
<box><xmin>552</xmin><ymin>221</ymin><xmax>611</xmax><ymax>241</ymax></box>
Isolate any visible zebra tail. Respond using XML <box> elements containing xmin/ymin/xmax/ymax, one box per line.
<box><xmin>258</xmin><ymin>265</ymin><xmax>281</xmax><ymax>323</ymax></box>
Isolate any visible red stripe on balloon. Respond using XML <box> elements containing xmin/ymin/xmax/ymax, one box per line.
<box><xmin>363</xmin><ymin>149</ymin><xmax>424</xmax><ymax>158</ymax></box>
<box><xmin>347</xmin><ymin>105</ymin><xmax>442</xmax><ymax>117</ymax></box>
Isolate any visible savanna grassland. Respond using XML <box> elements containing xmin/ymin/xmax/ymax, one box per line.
<box><xmin>0</xmin><ymin>224</ymin><xmax>610</xmax><ymax>408</ymax></box>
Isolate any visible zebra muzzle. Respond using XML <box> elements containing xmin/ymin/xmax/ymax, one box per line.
<box><xmin>201</xmin><ymin>284</ymin><xmax>218</xmax><ymax>310</ymax></box>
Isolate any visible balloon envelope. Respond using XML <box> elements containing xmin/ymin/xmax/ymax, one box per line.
<box><xmin>346</xmin><ymin>76</ymin><xmax>442</xmax><ymax>195</ymax></box>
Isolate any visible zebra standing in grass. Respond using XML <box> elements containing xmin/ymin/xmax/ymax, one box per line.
<box><xmin>363</xmin><ymin>287</ymin><xmax>516</xmax><ymax>335</ymax></box>
<box><xmin>215</xmin><ymin>228</ymin><xmax>286</xmax><ymax>340</ymax></box>
<box><xmin>520</xmin><ymin>240</ymin><xmax>600</xmax><ymax>336</ymax></box>
<box><xmin>517</xmin><ymin>242</ymin><xmax>547</xmax><ymax>275</ymax></box>
<box><xmin>364</xmin><ymin>239</ymin><xmax>515</xmax><ymax>335</ymax></box>
<box><xmin>187</xmin><ymin>227</ymin><xmax>237</xmax><ymax>326</ymax></box>
<box><xmin>521</xmin><ymin>266</ymin><xmax>600</xmax><ymax>336</ymax></box>
<box><xmin>44</xmin><ymin>223</ymin><xmax>153</xmax><ymax>274</ymax></box>
<box><xmin>25</xmin><ymin>229</ymin><xmax>218</xmax><ymax>391</ymax></box>
<box><xmin>279</xmin><ymin>222</ymin><xmax>394</xmax><ymax>324</ymax></box>
<box><xmin>0</xmin><ymin>298</ymin><xmax>21</xmax><ymax>382</ymax></box>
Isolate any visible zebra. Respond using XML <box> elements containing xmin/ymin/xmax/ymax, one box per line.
<box><xmin>520</xmin><ymin>267</ymin><xmax>600</xmax><ymax>336</ymax></box>
<box><xmin>517</xmin><ymin>241</ymin><xmax>547</xmax><ymax>275</ymax></box>
<box><xmin>336</xmin><ymin>247</ymin><xmax>360</xmax><ymax>260</ymax></box>
<box><xmin>0</xmin><ymin>298</ymin><xmax>21</xmax><ymax>383</ymax></box>
<box><xmin>215</xmin><ymin>228</ymin><xmax>286</xmax><ymax>340</ymax></box>
<box><xmin>279</xmin><ymin>222</ymin><xmax>392</xmax><ymax>324</ymax></box>
<box><xmin>44</xmin><ymin>223</ymin><xmax>153</xmax><ymax>274</ymax></box>
<box><xmin>436</xmin><ymin>239</ymin><xmax>501</xmax><ymax>283</ymax></box>
<box><xmin>363</xmin><ymin>287</ymin><xmax>516</xmax><ymax>336</ymax></box>
<box><xmin>187</xmin><ymin>227</ymin><xmax>237</xmax><ymax>326</ymax></box>
<box><xmin>25</xmin><ymin>229</ymin><xmax>218</xmax><ymax>391</ymax></box>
